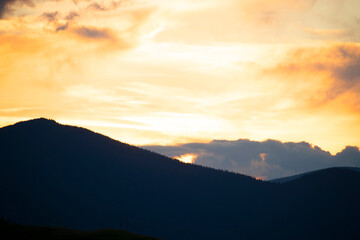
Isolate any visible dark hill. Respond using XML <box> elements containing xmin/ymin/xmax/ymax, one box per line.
<box><xmin>1</xmin><ymin>118</ymin><xmax>360</xmax><ymax>240</ymax></box>
<box><xmin>272</xmin><ymin>168</ymin><xmax>360</xmax><ymax>239</ymax></box>
<box><xmin>0</xmin><ymin>220</ymin><xmax>159</xmax><ymax>240</ymax></box>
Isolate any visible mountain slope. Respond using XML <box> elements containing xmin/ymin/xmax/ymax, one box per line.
<box><xmin>270</xmin><ymin>167</ymin><xmax>360</xmax><ymax>183</ymax></box>
<box><xmin>0</xmin><ymin>118</ymin><xmax>265</xmax><ymax>239</ymax></box>
<box><xmin>273</xmin><ymin>168</ymin><xmax>360</xmax><ymax>239</ymax></box>
<box><xmin>1</xmin><ymin>118</ymin><xmax>360</xmax><ymax>240</ymax></box>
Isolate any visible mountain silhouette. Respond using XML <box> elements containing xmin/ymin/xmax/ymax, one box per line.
<box><xmin>0</xmin><ymin>220</ymin><xmax>159</xmax><ymax>240</ymax></box>
<box><xmin>1</xmin><ymin>118</ymin><xmax>360</xmax><ymax>240</ymax></box>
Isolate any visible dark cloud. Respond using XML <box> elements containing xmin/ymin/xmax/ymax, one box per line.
<box><xmin>87</xmin><ymin>2</ymin><xmax>106</xmax><ymax>11</ymax></box>
<box><xmin>143</xmin><ymin>139</ymin><xmax>360</xmax><ymax>180</ymax></box>
<box><xmin>332</xmin><ymin>45</ymin><xmax>360</xmax><ymax>85</ymax></box>
<box><xmin>55</xmin><ymin>22</ymin><xmax>68</xmax><ymax>32</ymax></box>
<box><xmin>86</xmin><ymin>0</ymin><xmax>128</xmax><ymax>12</ymax></box>
<box><xmin>0</xmin><ymin>0</ymin><xmax>34</xmax><ymax>18</ymax></box>
<box><xmin>334</xmin><ymin>146</ymin><xmax>360</xmax><ymax>165</ymax></box>
<box><xmin>0</xmin><ymin>0</ymin><xmax>82</xmax><ymax>19</ymax></box>
<box><xmin>39</xmin><ymin>10</ymin><xmax>77</xmax><ymax>33</ymax></box>
<box><xmin>41</xmin><ymin>11</ymin><xmax>58</xmax><ymax>22</ymax></box>
<box><xmin>73</xmin><ymin>26</ymin><xmax>115</xmax><ymax>40</ymax></box>
<box><xmin>65</xmin><ymin>11</ymin><xmax>79</xmax><ymax>20</ymax></box>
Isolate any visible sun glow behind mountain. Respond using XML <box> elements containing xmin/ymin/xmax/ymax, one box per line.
<box><xmin>174</xmin><ymin>153</ymin><xmax>198</xmax><ymax>164</ymax></box>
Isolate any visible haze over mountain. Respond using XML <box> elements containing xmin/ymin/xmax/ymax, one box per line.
<box><xmin>144</xmin><ymin>140</ymin><xmax>360</xmax><ymax>180</ymax></box>
<box><xmin>1</xmin><ymin>118</ymin><xmax>360</xmax><ymax>240</ymax></box>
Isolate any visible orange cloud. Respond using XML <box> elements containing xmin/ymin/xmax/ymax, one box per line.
<box><xmin>72</xmin><ymin>26</ymin><xmax>116</xmax><ymax>40</ymax></box>
<box><xmin>266</xmin><ymin>43</ymin><xmax>360</xmax><ymax>109</ymax></box>
<box><xmin>86</xmin><ymin>0</ymin><xmax>130</xmax><ymax>12</ymax></box>
<box><xmin>0</xmin><ymin>1</ymin><xmax>157</xmax><ymax>53</ymax></box>
<box><xmin>259</xmin><ymin>153</ymin><xmax>267</xmax><ymax>162</ymax></box>
<box><xmin>242</xmin><ymin>0</ymin><xmax>316</xmax><ymax>25</ymax></box>
<box><xmin>0</xmin><ymin>34</ymin><xmax>48</xmax><ymax>84</ymax></box>
<box><xmin>304</xmin><ymin>28</ymin><xmax>350</xmax><ymax>37</ymax></box>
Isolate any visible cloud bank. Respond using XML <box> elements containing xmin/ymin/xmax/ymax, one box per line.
<box><xmin>144</xmin><ymin>139</ymin><xmax>360</xmax><ymax>180</ymax></box>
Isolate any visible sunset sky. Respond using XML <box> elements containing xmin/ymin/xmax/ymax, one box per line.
<box><xmin>1</xmin><ymin>0</ymin><xmax>360</xmax><ymax>155</ymax></box>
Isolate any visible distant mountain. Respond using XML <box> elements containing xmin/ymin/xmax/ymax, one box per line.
<box><xmin>1</xmin><ymin>118</ymin><xmax>360</xmax><ymax>240</ymax></box>
<box><xmin>270</xmin><ymin>170</ymin><xmax>317</xmax><ymax>183</ymax></box>
<box><xmin>271</xmin><ymin>167</ymin><xmax>360</xmax><ymax>183</ymax></box>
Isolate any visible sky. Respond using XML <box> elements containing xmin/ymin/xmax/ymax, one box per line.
<box><xmin>1</xmin><ymin>0</ymin><xmax>360</xmax><ymax>159</ymax></box>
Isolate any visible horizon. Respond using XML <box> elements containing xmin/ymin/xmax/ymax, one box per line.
<box><xmin>2</xmin><ymin>117</ymin><xmax>360</xmax><ymax>180</ymax></box>
<box><xmin>1</xmin><ymin>0</ymin><xmax>360</xmax><ymax>155</ymax></box>
<box><xmin>2</xmin><ymin>116</ymin><xmax>359</xmax><ymax>155</ymax></box>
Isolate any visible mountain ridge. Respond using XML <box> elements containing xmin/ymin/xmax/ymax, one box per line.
<box><xmin>1</xmin><ymin>118</ymin><xmax>360</xmax><ymax>240</ymax></box>
<box><xmin>271</xmin><ymin>166</ymin><xmax>360</xmax><ymax>183</ymax></box>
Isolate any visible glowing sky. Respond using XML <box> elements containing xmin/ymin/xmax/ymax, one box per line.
<box><xmin>174</xmin><ymin>153</ymin><xmax>198</xmax><ymax>164</ymax></box>
<box><xmin>1</xmin><ymin>0</ymin><xmax>360</xmax><ymax>154</ymax></box>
